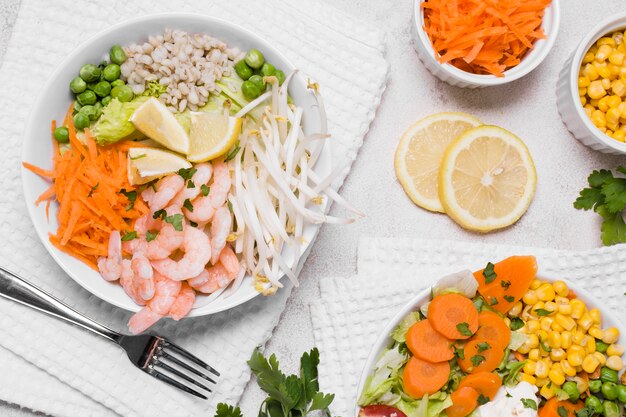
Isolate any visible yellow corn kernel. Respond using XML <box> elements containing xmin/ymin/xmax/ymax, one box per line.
<box><xmin>584</xmin><ymin>106</ymin><xmax>593</xmax><ymax>118</ymax></box>
<box><xmin>578</xmin><ymin>312</ymin><xmax>594</xmax><ymax>331</ymax></box>
<box><xmin>598</xmin><ymin>96</ymin><xmax>611</xmax><ymax>112</ymax></box>
<box><xmin>519</xmin><ymin>373</ymin><xmax>537</xmax><ymax>385</ymax></box>
<box><xmin>619</xmin><ymin>102</ymin><xmax>626</xmax><ymax>118</ymax></box>
<box><xmin>590</xmin><ymin>45</ymin><xmax>599</xmax><ymax>54</ymax></box>
<box><xmin>606</xmin><ymin>355</ymin><xmax>623</xmax><ymax>371</ymax></box>
<box><xmin>610</xmin><ymin>51</ymin><xmax>625</xmax><ymax>65</ymax></box>
<box><xmin>586</xmin><ymin>336</ymin><xmax>597</xmax><ymax>354</ymax></box>
<box><xmin>613</xmin><ymin>80</ymin><xmax>626</xmax><ymax>96</ymax></box>
<box><xmin>536</xmin><ymin>377</ymin><xmax>550</xmax><ymax>387</ymax></box>
<box><xmin>547</xmin><ymin>331</ymin><xmax>562</xmax><ymax>349</ymax></box>
<box><xmin>608</xmin><ymin>95</ymin><xmax>622</xmax><ymax>108</ymax></box>
<box><xmin>527</xmin><ymin>334</ymin><xmax>539</xmax><ymax>349</ymax></box>
<box><xmin>589</xmin><ymin>326</ymin><xmax>604</xmax><ymax>340</ymax></box>
<box><xmin>541</xmin><ymin>317</ymin><xmax>555</xmax><ymax>331</ymax></box>
<box><xmin>529</xmin><ymin>348</ymin><xmax>541</xmax><ymax>361</ymax></box>
<box><xmin>620</xmin><ymin>43</ymin><xmax>626</xmax><ymax>53</ymax></box>
<box><xmin>555</xmin><ymin>314</ymin><xmax>576</xmax><ymax>331</ymax></box>
<box><xmin>607</xmin><ymin>108</ymin><xmax>622</xmax><ymax>125</ymax></box>
<box><xmin>531</xmin><ymin>279</ymin><xmax>543</xmax><ymax>290</ymax></box>
<box><xmin>585</xmin><ymin>64</ymin><xmax>600</xmax><ymax>81</ymax></box>
<box><xmin>561</xmin><ymin>331</ymin><xmax>573</xmax><ymax>349</ymax></box>
<box><xmin>614</xmin><ymin>32</ymin><xmax>625</xmax><ymax>45</ymax></box>
<box><xmin>504</xmin><ymin>317</ymin><xmax>511</xmax><ymax>327</ymax></box>
<box><xmin>580</xmin><ymin>96</ymin><xmax>588</xmax><ymax>106</ymax></box>
<box><xmin>579</xmin><ymin>87</ymin><xmax>587</xmax><ymax>97</ymax></box>
<box><xmin>570</xmin><ymin>300</ymin><xmax>586</xmax><ymax>319</ymax></box>
<box><xmin>573</xmin><ymin>329</ymin><xmax>586</xmax><ymax>344</ymax></box>
<box><xmin>567</xmin><ymin>350</ymin><xmax>584</xmax><ymax>367</ymax></box>
<box><xmin>535</xmin><ymin>359</ymin><xmax>550</xmax><ymax>378</ymax></box>
<box><xmin>536</xmin><ymin>284</ymin><xmax>556</xmax><ymax>302</ymax></box>
<box><xmin>603</xmin><ymin>327</ymin><xmax>620</xmax><ymax>344</ymax></box>
<box><xmin>592</xmin><ymin>351</ymin><xmax>607</xmax><ymax>366</ymax></box>
<box><xmin>552</xmin><ymin>323</ymin><xmax>565</xmax><ymax>333</ymax></box>
<box><xmin>555</xmin><ymin>295</ymin><xmax>569</xmax><ymax>304</ymax></box>
<box><xmin>560</xmin><ymin>359</ymin><xmax>577</xmax><ymax>377</ymax></box>
<box><xmin>527</xmin><ymin>320</ymin><xmax>541</xmax><ymax>333</ymax></box>
<box><xmin>545</xmin><ymin>301</ymin><xmax>558</xmax><ymax>313</ymax></box>
<box><xmin>550</xmin><ymin>348</ymin><xmax>566</xmax><ymax>362</ymax></box>
<box><xmin>522</xmin><ymin>291</ymin><xmax>538</xmax><ymax>305</ymax></box>
<box><xmin>613</xmin><ymin>129</ymin><xmax>626</xmax><ymax>141</ymax></box>
<box><xmin>548</xmin><ymin>368</ymin><xmax>565</xmax><ymax>386</ymax></box>
<box><xmin>582</xmin><ymin>354</ymin><xmax>601</xmax><ymax>373</ymax></box>
<box><xmin>607</xmin><ymin>344</ymin><xmax>624</xmax><ymax>356</ymax></box>
<box><xmin>538</xmin><ymin>330</ymin><xmax>549</xmax><ymax>344</ymax></box>
<box><xmin>540</xmin><ymin>383</ymin><xmax>556</xmax><ymax>399</ymax></box>
<box><xmin>596</xmin><ymin>44</ymin><xmax>614</xmax><ymax>60</ymax></box>
<box><xmin>578</xmin><ymin>76</ymin><xmax>591</xmax><ymax>88</ymax></box>
<box><xmin>602</xmin><ymin>77</ymin><xmax>613</xmax><ymax>89</ymax></box>
<box><xmin>517</xmin><ymin>344</ymin><xmax>531</xmax><ymax>354</ymax></box>
<box><xmin>509</xmin><ymin>302</ymin><xmax>523</xmax><ymax>317</ymax></box>
<box><xmin>609</xmin><ymin>63</ymin><xmax>621</xmax><ymax>78</ymax></box>
<box><xmin>583</xmin><ymin>52</ymin><xmax>595</xmax><ymax>63</ymax></box>
<box><xmin>608</xmin><ymin>124</ymin><xmax>620</xmax><ymax>134</ymax></box>
<box><xmin>552</xmin><ymin>281</ymin><xmax>568</xmax><ymax>297</ymax></box>
<box><xmin>524</xmin><ymin>360</ymin><xmax>537</xmax><ymax>375</ymax></box>
<box><xmin>589</xmin><ymin>308</ymin><xmax>602</xmax><ymax>325</ymax></box>
<box><xmin>588</xmin><ymin>80</ymin><xmax>607</xmax><ymax>99</ymax></box>
<box><xmin>598</xmin><ymin>126</ymin><xmax>607</xmax><ymax>133</ymax></box>
<box><xmin>558</xmin><ymin>304</ymin><xmax>572</xmax><ymax>315</ymax></box>
<box><xmin>598</xmin><ymin>37</ymin><xmax>617</xmax><ymax>47</ymax></box>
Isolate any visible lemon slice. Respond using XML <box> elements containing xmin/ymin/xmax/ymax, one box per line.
<box><xmin>129</xmin><ymin>97</ymin><xmax>190</xmax><ymax>155</ymax></box>
<box><xmin>127</xmin><ymin>147</ymin><xmax>191</xmax><ymax>185</ymax></box>
<box><xmin>438</xmin><ymin>125</ymin><xmax>537</xmax><ymax>232</ymax></box>
<box><xmin>187</xmin><ymin>112</ymin><xmax>242</xmax><ymax>163</ymax></box>
<box><xmin>394</xmin><ymin>112</ymin><xmax>482</xmax><ymax>212</ymax></box>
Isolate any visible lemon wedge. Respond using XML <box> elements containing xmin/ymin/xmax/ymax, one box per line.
<box><xmin>394</xmin><ymin>112</ymin><xmax>481</xmax><ymax>212</ymax></box>
<box><xmin>129</xmin><ymin>97</ymin><xmax>190</xmax><ymax>155</ymax></box>
<box><xmin>187</xmin><ymin>112</ymin><xmax>242</xmax><ymax>163</ymax></box>
<box><xmin>127</xmin><ymin>147</ymin><xmax>191</xmax><ymax>185</ymax></box>
<box><xmin>438</xmin><ymin>125</ymin><xmax>537</xmax><ymax>232</ymax></box>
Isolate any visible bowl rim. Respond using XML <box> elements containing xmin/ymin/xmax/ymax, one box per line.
<box><xmin>20</xmin><ymin>12</ymin><xmax>328</xmax><ymax>315</ymax></box>
<box><xmin>566</xmin><ymin>12</ymin><xmax>626</xmax><ymax>153</ymax></box>
<box><xmin>413</xmin><ymin>0</ymin><xmax>561</xmax><ymax>86</ymax></box>
<box><xmin>354</xmin><ymin>269</ymin><xmax>625</xmax><ymax>415</ymax></box>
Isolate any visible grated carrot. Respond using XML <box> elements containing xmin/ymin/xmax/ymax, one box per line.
<box><xmin>423</xmin><ymin>0</ymin><xmax>551</xmax><ymax>77</ymax></box>
<box><xmin>23</xmin><ymin>107</ymin><xmax>148</xmax><ymax>269</ymax></box>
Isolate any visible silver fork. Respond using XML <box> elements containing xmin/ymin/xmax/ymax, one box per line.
<box><xmin>0</xmin><ymin>266</ymin><xmax>219</xmax><ymax>399</ymax></box>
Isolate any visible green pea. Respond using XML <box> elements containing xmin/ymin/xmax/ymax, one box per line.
<box><xmin>602</xmin><ymin>401</ymin><xmax>619</xmax><ymax>417</ymax></box>
<box><xmin>602</xmin><ymin>381</ymin><xmax>619</xmax><ymax>400</ymax></box>
<box><xmin>562</xmin><ymin>381</ymin><xmax>579</xmax><ymax>402</ymax></box>
<box><xmin>79</xmin><ymin>64</ymin><xmax>101</xmax><ymax>83</ymax></box>
<box><xmin>241</xmin><ymin>80</ymin><xmax>261</xmax><ymax>100</ymax></box>
<box><xmin>260</xmin><ymin>62</ymin><xmax>276</xmax><ymax>77</ymax></box>
<box><xmin>244</xmin><ymin>48</ymin><xmax>265</xmax><ymax>69</ymax></box>
<box><xmin>73</xmin><ymin>112</ymin><xmax>90</xmax><ymax>130</ymax></box>
<box><xmin>77</xmin><ymin>90</ymin><xmax>97</xmax><ymax>106</ymax></box>
<box><xmin>79</xmin><ymin>105</ymin><xmax>98</xmax><ymax>121</ymax></box>
<box><xmin>617</xmin><ymin>384</ymin><xmax>626</xmax><ymax>403</ymax></box>
<box><xmin>275</xmin><ymin>69</ymin><xmax>286</xmax><ymax>86</ymax></box>
<box><xmin>601</xmin><ymin>367</ymin><xmax>619</xmax><ymax>384</ymax></box>
<box><xmin>53</xmin><ymin>127</ymin><xmax>69</xmax><ymax>143</ymax></box>
<box><xmin>248</xmin><ymin>75</ymin><xmax>266</xmax><ymax>92</ymax></box>
<box><xmin>110</xmin><ymin>79</ymin><xmax>125</xmax><ymax>88</ymax></box>
<box><xmin>109</xmin><ymin>45</ymin><xmax>127</xmax><ymax>65</ymax></box>
<box><xmin>585</xmin><ymin>395</ymin><xmax>603</xmax><ymax>414</ymax></box>
<box><xmin>92</xmin><ymin>80</ymin><xmax>111</xmax><ymax>97</ymax></box>
<box><xmin>235</xmin><ymin>59</ymin><xmax>253</xmax><ymax>80</ymax></box>
<box><xmin>596</xmin><ymin>340</ymin><xmax>610</xmax><ymax>353</ymax></box>
<box><xmin>94</xmin><ymin>102</ymin><xmax>103</xmax><ymax>118</ymax></box>
<box><xmin>101</xmin><ymin>96</ymin><xmax>112</xmax><ymax>106</ymax></box>
<box><xmin>590</xmin><ymin>379</ymin><xmax>603</xmax><ymax>393</ymax></box>
<box><xmin>110</xmin><ymin>85</ymin><xmax>133</xmax><ymax>102</ymax></box>
<box><xmin>103</xmin><ymin>64</ymin><xmax>121</xmax><ymax>81</ymax></box>
<box><xmin>69</xmin><ymin>76</ymin><xmax>87</xmax><ymax>94</ymax></box>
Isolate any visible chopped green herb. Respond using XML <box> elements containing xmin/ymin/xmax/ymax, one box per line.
<box><xmin>120</xmin><ymin>188</ymin><xmax>137</xmax><ymax>211</ymax></box>
<box><xmin>483</xmin><ymin>262</ymin><xmax>497</xmax><ymax>284</ymax></box>
<box><xmin>535</xmin><ymin>308</ymin><xmax>552</xmax><ymax>316</ymax></box>
<box><xmin>88</xmin><ymin>182</ymin><xmax>99</xmax><ymax>197</ymax></box>
<box><xmin>477</xmin><ymin>342</ymin><xmax>491</xmax><ymax>353</ymax></box>
<box><xmin>224</xmin><ymin>141</ymin><xmax>241</xmax><ymax>162</ymax></box>
<box><xmin>539</xmin><ymin>338</ymin><xmax>552</xmax><ymax>352</ymax></box>
<box><xmin>504</xmin><ymin>295</ymin><xmax>515</xmax><ymax>303</ymax></box>
<box><xmin>477</xmin><ymin>394</ymin><xmax>490</xmax><ymax>405</ymax></box>
<box><xmin>121</xmin><ymin>231</ymin><xmax>137</xmax><ymax>241</ymax></box>
<box><xmin>165</xmin><ymin>214</ymin><xmax>184</xmax><ymax>231</ymax></box>
<box><xmin>557</xmin><ymin>406</ymin><xmax>569</xmax><ymax>417</ymax></box>
<box><xmin>456</xmin><ymin>322</ymin><xmax>473</xmax><ymax>337</ymax></box>
<box><xmin>183</xmin><ymin>198</ymin><xmax>194</xmax><ymax>212</ymax></box>
<box><xmin>201</xmin><ymin>184</ymin><xmax>210</xmax><ymax>196</ymax></box>
<box><xmin>187</xmin><ymin>180</ymin><xmax>195</xmax><ymax>189</ymax></box>
<box><xmin>501</xmin><ymin>280</ymin><xmax>511</xmax><ymax>290</ymax></box>
<box><xmin>473</xmin><ymin>297</ymin><xmax>485</xmax><ymax>311</ymax></box>
<box><xmin>146</xmin><ymin>230</ymin><xmax>159</xmax><ymax>242</ymax></box>
<box><xmin>521</xmin><ymin>398</ymin><xmax>537</xmax><ymax>410</ymax></box>
<box><xmin>505</xmin><ymin>392</ymin><xmax>512</xmax><ymax>398</ymax></box>
<box><xmin>470</xmin><ymin>355</ymin><xmax>486</xmax><ymax>367</ymax></box>
<box><xmin>490</xmin><ymin>297</ymin><xmax>499</xmax><ymax>306</ymax></box>
<box><xmin>130</xmin><ymin>153</ymin><xmax>147</xmax><ymax>160</ymax></box>
<box><xmin>455</xmin><ymin>347</ymin><xmax>465</xmax><ymax>360</ymax></box>
<box><xmin>153</xmin><ymin>209</ymin><xmax>167</xmax><ymax>220</ymax></box>
<box><xmin>189</xmin><ymin>221</ymin><xmax>198</xmax><ymax>227</ymax></box>
<box><xmin>214</xmin><ymin>403</ymin><xmax>243</xmax><ymax>417</ymax></box>
<box><xmin>228</xmin><ymin>200</ymin><xmax>233</xmax><ymax>212</ymax></box>
<box><xmin>177</xmin><ymin>167</ymin><xmax>197</xmax><ymax>180</ymax></box>
<box><xmin>510</xmin><ymin>317</ymin><xmax>524</xmax><ymax>331</ymax></box>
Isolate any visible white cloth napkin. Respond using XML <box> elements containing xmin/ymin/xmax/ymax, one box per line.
<box><xmin>0</xmin><ymin>0</ymin><xmax>388</xmax><ymax>415</ymax></box>
<box><xmin>310</xmin><ymin>237</ymin><xmax>626</xmax><ymax>416</ymax></box>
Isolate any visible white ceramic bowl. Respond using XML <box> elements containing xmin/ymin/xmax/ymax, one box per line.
<box><xmin>355</xmin><ymin>271</ymin><xmax>625</xmax><ymax>415</ymax></box>
<box><xmin>412</xmin><ymin>0</ymin><xmax>560</xmax><ymax>88</ymax></box>
<box><xmin>21</xmin><ymin>13</ymin><xmax>330</xmax><ymax>316</ymax></box>
<box><xmin>557</xmin><ymin>14</ymin><xmax>626</xmax><ymax>154</ymax></box>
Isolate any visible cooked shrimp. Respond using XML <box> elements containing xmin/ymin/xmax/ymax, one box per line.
<box><xmin>131</xmin><ymin>252</ymin><xmax>155</xmax><ymax>301</ymax></box>
<box><xmin>183</xmin><ymin>195</ymin><xmax>215</xmax><ymax>223</ymax></box>
<box><xmin>146</xmin><ymin>175</ymin><xmax>185</xmax><ymax>213</ymax></box>
<box><xmin>122</xmin><ymin>237</ymin><xmax>147</xmax><ymax>256</ymax></box>
<box><xmin>168</xmin><ymin>282</ymin><xmax>196</xmax><ymax>320</ymax></box>
<box><xmin>127</xmin><ymin>273</ymin><xmax>181</xmax><ymax>334</ymax></box>
<box><xmin>191</xmin><ymin>263</ymin><xmax>232</xmax><ymax>294</ymax></box>
<box><xmin>120</xmin><ymin>259</ymin><xmax>145</xmax><ymax>306</ymax></box>
<box><xmin>210</xmin><ymin>206</ymin><xmax>232</xmax><ymax>265</ymax></box>
<box><xmin>151</xmin><ymin>227</ymin><xmax>212</xmax><ymax>281</ymax></box>
<box><xmin>145</xmin><ymin>206</ymin><xmax>184</xmax><ymax>260</ymax></box>
<box><xmin>171</xmin><ymin>163</ymin><xmax>213</xmax><ymax>207</ymax></box>
<box><xmin>97</xmin><ymin>231</ymin><xmax>122</xmax><ymax>281</ymax></box>
<box><xmin>209</xmin><ymin>161</ymin><xmax>231</xmax><ymax>208</ymax></box>
<box><xmin>217</xmin><ymin>244</ymin><xmax>240</xmax><ymax>278</ymax></box>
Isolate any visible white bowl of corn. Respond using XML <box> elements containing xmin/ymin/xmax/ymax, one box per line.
<box><xmin>557</xmin><ymin>14</ymin><xmax>626</xmax><ymax>154</ymax></box>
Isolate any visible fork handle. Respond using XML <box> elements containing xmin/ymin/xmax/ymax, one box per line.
<box><xmin>0</xmin><ymin>266</ymin><xmax>121</xmax><ymax>343</ymax></box>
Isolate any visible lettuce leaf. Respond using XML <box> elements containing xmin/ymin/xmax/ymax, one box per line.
<box><xmin>391</xmin><ymin>312</ymin><xmax>421</xmax><ymax>343</ymax></box>
<box><xmin>92</xmin><ymin>97</ymin><xmax>148</xmax><ymax>145</ymax></box>
<box><xmin>358</xmin><ymin>346</ymin><xmax>407</xmax><ymax>406</ymax></box>
<box><xmin>396</xmin><ymin>392</ymin><xmax>453</xmax><ymax>417</ymax></box>
<box><xmin>432</xmin><ymin>270</ymin><xmax>478</xmax><ymax>299</ymax></box>
<box><xmin>500</xmin><ymin>359</ymin><xmax>526</xmax><ymax>387</ymax></box>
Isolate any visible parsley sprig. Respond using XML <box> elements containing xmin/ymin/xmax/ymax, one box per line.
<box><xmin>574</xmin><ymin>167</ymin><xmax>626</xmax><ymax>245</ymax></box>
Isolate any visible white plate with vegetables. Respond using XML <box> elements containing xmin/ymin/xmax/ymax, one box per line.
<box><xmin>21</xmin><ymin>13</ymin><xmax>360</xmax><ymax>333</ymax></box>
<box><xmin>356</xmin><ymin>256</ymin><xmax>626</xmax><ymax>417</ymax></box>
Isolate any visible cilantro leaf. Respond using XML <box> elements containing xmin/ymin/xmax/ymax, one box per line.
<box><xmin>224</xmin><ymin>142</ymin><xmax>241</xmax><ymax>162</ymax></box>
<box><xmin>214</xmin><ymin>403</ymin><xmax>243</xmax><ymax>417</ymax></box>
<box><xmin>539</xmin><ymin>338</ymin><xmax>552</xmax><ymax>352</ymax></box>
<box><xmin>477</xmin><ymin>393</ymin><xmax>490</xmax><ymax>405</ymax></box>
<box><xmin>183</xmin><ymin>198</ymin><xmax>194</xmax><ymax>212</ymax></box>
<box><xmin>247</xmin><ymin>349</ymin><xmax>287</xmax><ymax>401</ymax></box>
<box><xmin>557</xmin><ymin>405</ymin><xmax>569</xmax><ymax>417</ymax></box>
<box><xmin>300</xmin><ymin>348</ymin><xmax>320</xmax><ymax>405</ymax></box>
<box><xmin>165</xmin><ymin>214</ymin><xmax>184</xmax><ymax>232</ymax></box>
<box><xmin>201</xmin><ymin>184</ymin><xmax>210</xmax><ymax>196</ymax></box>
<box><xmin>308</xmin><ymin>392</ymin><xmax>335</xmax><ymax>412</ymax></box>
<box><xmin>146</xmin><ymin>230</ymin><xmax>159</xmax><ymax>242</ymax></box>
<box><xmin>588</xmin><ymin>169</ymin><xmax>614</xmax><ymax>187</ymax></box>
<box><xmin>574</xmin><ymin>187</ymin><xmax>605</xmax><ymax>210</ymax></box>
<box><xmin>121</xmin><ymin>231</ymin><xmax>137</xmax><ymax>241</ymax></box>
<box><xmin>455</xmin><ymin>347</ymin><xmax>465</xmax><ymax>360</ymax></box>
<box><xmin>490</xmin><ymin>297</ymin><xmax>499</xmax><ymax>306</ymax></box>
<box><xmin>521</xmin><ymin>398</ymin><xmax>537</xmax><ymax>410</ymax></box>
<box><xmin>534</xmin><ymin>308</ymin><xmax>552</xmax><ymax>316</ymax></box>
<box><xmin>470</xmin><ymin>355</ymin><xmax>485</xmax><ymax>367</ymax></box>
<box><xmin>153</xmin><ymin>209</ymin><xmax>167</xmax><ymax>220</ymax></box>
<box><xmin>500</xmin><ymin>280</ymin><xmax>511</xmax><ymax>289</ymax></box>
<box><xmin>177</xmin><ymin>167</ymin><xmax>197</xmax><ymax>180</ymax></box>
<box><xmin>120</xmin><ymin>188</ymin><xmax>137</xmax><ymax>211</ymax></box>
<box><xmin>483</xmin><ymin>262</ymin><xmax>497</xmax><ymax>284</ymax></box>
<box><xmin>189</xmin><ymin>221</ymin><xmax>198</xmax><ymax>227</ymax></box>
<box><xmin>504</xmin><ymin>295</ymin><xmax>515</xmax><ymax>303</ymax></box>
<box><xmin>88</xmin><ymin>182</ymin><xmax>99</xmax><ymax>197</ymax></box>
<box><xmin>599</xmin><ymin>209</ymin><xmax>626</xmax><ymax>245</ymax></box>
<box><xmin>130</xmin><ymin>153</ymin><xmax>147</xmax><ymax>160</ymax></box>
<box><xmin>456</xmin><ymin>322</ymin><xmax>473</xmax><ymax>337</ymax></box>
<box><xmin>601</xmin><ymin>177</ymin><xmax>626</xmax><ymax>213</ymax></box>
<box><xmin>477</xmin><ymin>342</ymin><xmax>491</xmax><ymax>353</ymax></box>
<box><xmin>279</xmin><ymin>375</ymin><xmax>301</xmax><ymax>409</ymax></box>
<box><xmin>510</xmin><ymin>317</ymin><xmax>524</xmax><ymax>331</ymax></box>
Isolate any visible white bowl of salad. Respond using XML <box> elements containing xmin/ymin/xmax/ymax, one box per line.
<box><xmin>356</xmin><ymin>256</ymin><xmax>626</xmax><ymax>417</ymax></box>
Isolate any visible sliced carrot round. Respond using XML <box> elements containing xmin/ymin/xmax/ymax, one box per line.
<box><xmin>445</xmin><ymin>386</ymin><xmax>479</xmax><ymax>417</ymax></box>
<box><xmin>457</xmin><ymin>339</ymin><xmax>505</xmax><ymax>374</ymax></box>
<box><xmin>406</xmin><ymin>319</ymin><xmax>454</xmax><ymax>363</ymax></box>
<box><xmin>457</xmin><ymin>372</ymin><xmax>502</xmax><ymax>400</ymax></box>
<box><xmin>538</xmin><ymin>398</ymin><xmax>584</xmax><ymax>417</ymax></box>
<box><xmin>473</xmin><ymin>311</ymin><xmax>510</xmax><ymax>351</ymax></box>
<box><xmin>402</xmin><ymin>356</ymin><xmax>450</xmax><ymax>399</ymax></box>
<box><xmin>428</xmin><ymin>293</ymin><xmax>478</xmax><ymax>340</ymax></box>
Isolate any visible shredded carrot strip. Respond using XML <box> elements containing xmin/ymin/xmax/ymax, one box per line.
<box><xmin>23</xmin><ymin>111</ymin><xmax>148</xmax><ymax>269</ymax></box>
<box><xmin>423</xmin><ymin>0</ymin><xmax>551</xmax><ymax>76</ymax></box>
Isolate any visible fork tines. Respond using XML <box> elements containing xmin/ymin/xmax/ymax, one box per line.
<box><xmin>147</xmin><ymin>339</ymin><xmax>220</xmax><ymax>400</ymax></box>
